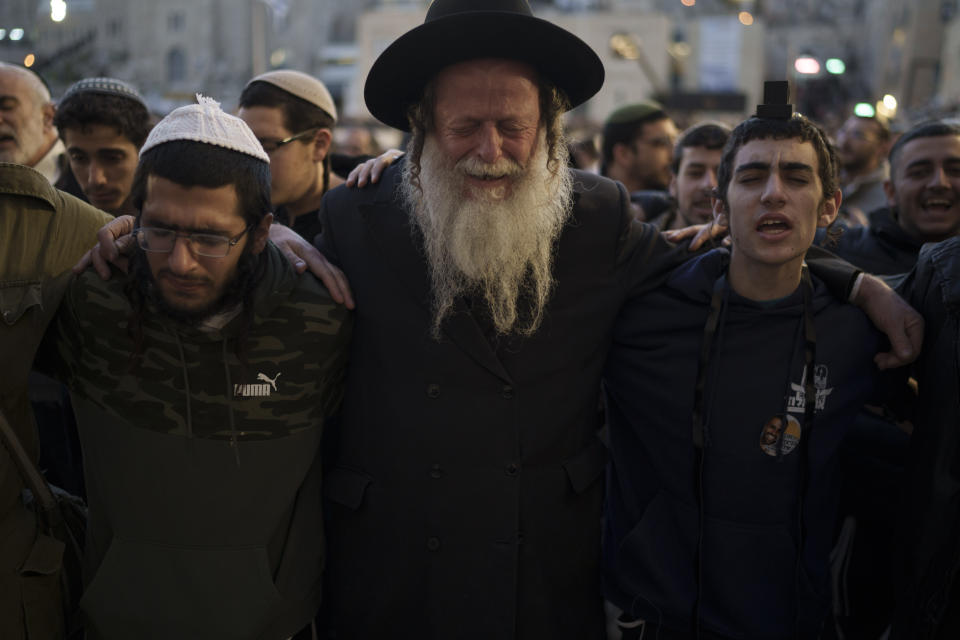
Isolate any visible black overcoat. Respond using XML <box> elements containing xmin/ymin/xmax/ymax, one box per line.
<box><xmin>316</xmin><ymin>163</ymin><xmax>682</xmax><ymax>639</ymax></box>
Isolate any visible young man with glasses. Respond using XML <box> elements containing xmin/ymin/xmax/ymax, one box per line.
<box><xmin>238</xmin><ymin>70</ymin><xmax>341</xmax><ymax>245</ymax></box>
<box><xmin>39</xmin><ymin>97</ymin><xmax>351</xmax><ymax>638</ymax></box>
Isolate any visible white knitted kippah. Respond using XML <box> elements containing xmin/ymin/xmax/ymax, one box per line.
<box><xmin>139</xmin><ymin>94</ymin><xmax>269</xmax><ymax>162</ymax></box>
<box><xmin>247</xmin><ymin>70</ymin><xmax>338</xmax><ymax>123</ymax></box>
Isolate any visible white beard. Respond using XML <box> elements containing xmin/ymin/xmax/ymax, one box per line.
<box><xmin>401</xmin><ymin>131</ymin><xmax>573</xmax><ymax>338</ymax></box>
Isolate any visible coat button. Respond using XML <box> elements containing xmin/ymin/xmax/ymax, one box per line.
<box><xmin>426</xmin><ymin>383</ymin><xmax>440</xmax><ymax>398</ymax></box>
<box><xmin>430</xmin><ymin>464</ymin><xmax>443</xmax><ymax>479</ymax></box>
<box><xmin>506</xmin><ymin>462</ymin><xmax>520</xmax><ymax>476</ymax></box>
<box><xmin>501</xmin><ymin>384</ymin><xmax>514</xmax><ymax>399</ymax></box>
<box><xmin>426</xmin><ymin>537</ymin><xmax>441</xmax><ymax>552</ymax></box>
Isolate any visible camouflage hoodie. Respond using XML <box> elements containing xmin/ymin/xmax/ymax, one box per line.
<box><xmin>48</xmin><ymin>241</ymin><xmax>351</xmax><ymax>640</ymax></box>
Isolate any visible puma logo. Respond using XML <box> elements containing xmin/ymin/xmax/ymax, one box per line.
<box><xmin>256</xmin><ymin>372</ymin><xmax>281</xmax><ymax>391</ymax></box>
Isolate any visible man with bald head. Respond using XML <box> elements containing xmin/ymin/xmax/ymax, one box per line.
<box><xmin>0</xmin><ymin>63</ymin><xmax>63</xmax><ymax>182</ymax></box>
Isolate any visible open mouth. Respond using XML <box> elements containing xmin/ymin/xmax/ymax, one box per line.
<box><xmin>0</xmin><ymin>134</ymin><xmax>16</xmax><ymax>145</ymax></box>
<box><xmin>756</xmin><ymin>215</ymin><xmax>793</xmax><ymax>235</ymax></box>
<box><xmin>921</xmin><ymin>197</ymin><xmax>956</xmax><ymax>212</ymax></box>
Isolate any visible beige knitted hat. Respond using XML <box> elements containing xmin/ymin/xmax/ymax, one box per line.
<box><xmin>140</xmin><ymin>94</ymin><xmax>269</xmax><ymax>162</ymax></box>
<box><xmin>246</xmin><ymin>70</ymin><xmax>337</xmax><ymax>123</ymax></box>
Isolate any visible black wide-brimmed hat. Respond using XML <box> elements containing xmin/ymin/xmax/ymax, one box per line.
<box><xmin>364</xmin><ymin>0</ymin><xmax>605</xmax><ymax>131</ymax></box>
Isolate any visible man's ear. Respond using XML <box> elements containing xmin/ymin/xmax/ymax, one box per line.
<box><xmin>311</xmin><ymin>129</ymin><xmax>333</xmax><ymax>163</ymax></box>
<box><xmin>612</xmin><ymin>141</ymin><xmax>634</xmax><ymax>166</ymax></box>
<box><xmin>818</xmin><ymin>189</ymin><xmax>842</xmax><ymax>227</ymax></box>
<box><xmin>883</xmin><ymin>178</ymin><xmax>896</xmax><ymax>207</ymax></box>
<box><xmin>668</xmin><ymin>173</ymin><xmax>678</xmax><ymax>198</ymax></box>
<box><xmin>42</xmin><ymin>101</ymin><xmax>55</xmax><ymax>132</ymax></box>
<box><xmin>251</xmin><ymin>212</ymin><xmax>274</xmax><ymax>255</ymax></box>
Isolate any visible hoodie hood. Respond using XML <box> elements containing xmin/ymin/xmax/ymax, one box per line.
<box><xmin>871</xmin><ymin>207</ymin><xmax>925</xmax><ymax>253</ymax></box>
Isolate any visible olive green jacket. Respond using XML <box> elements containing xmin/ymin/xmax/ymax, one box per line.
<box><xmin>0</xmin><ymin>163</ymin><xmax>111</xmax><ymax>640</ymax></box>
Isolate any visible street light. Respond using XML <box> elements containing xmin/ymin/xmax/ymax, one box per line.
<box><xmin>51</xmin><ymin>0</ymin><xmax>67</xmax><ymax>23</ymax></box>
<box><xmin>877</xmin><ymin>94</ymin><xmax>898</xmax><ymax>119</ymax></box>
<box><xmin>794</xmin><ymin>56</ymin><xmax>820</xmax><ymax>75</ymax></box>
<box><xmin>825</xmin><ymin>58</ymin><xmax>846</xmax><ymax>75</ymax></box>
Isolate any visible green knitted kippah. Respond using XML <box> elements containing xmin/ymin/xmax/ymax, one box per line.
<box><xmin>604</xmin><ymin>100</ymin><xmax>666</xmax><ymax>126</ymax></box>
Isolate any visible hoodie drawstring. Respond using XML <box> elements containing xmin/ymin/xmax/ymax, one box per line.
<box><xmin>170</xmin><ymin>328</ymin><xmax>241</xmax><ymax>467</ymax></box>
<box><xmin>172</xmin><ymin>330</ymin><xmax>194</xmax><ymax>439</ymax></box>
<box><xmin>223</xmin><ymin>338</ymin><xmax>241</xmax><ymax>467</ymax></box>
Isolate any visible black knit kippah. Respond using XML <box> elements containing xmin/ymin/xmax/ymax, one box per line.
<box><xmin>60</xmin><ymin>77</ymin><xmax>146</xmax><ymax>108</ymax></box>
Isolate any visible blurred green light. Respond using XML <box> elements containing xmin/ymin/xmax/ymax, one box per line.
<box><xmin>854</xmin><ymin>102</ymin><xmax>876</xmax><ymax>118</ymax></box>
<box><xmin>825</xmin><ymin>58</ymin><xmax>846</xmax><ymax>74</ymax></box>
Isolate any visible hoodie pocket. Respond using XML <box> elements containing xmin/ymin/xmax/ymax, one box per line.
<box><xmin>699</xmin><ymin>515</ymin><xmax>799</xmax><ymax>637</ymax></box>
<box><xmin>614</xmin><ymin>492</ymin><xmax>802</xmax><ymax>636</ymax></box>
<box><xmin>80</xmin><ymin>537</ymin><xmax>284</xmax><ymax>639</ymax></box>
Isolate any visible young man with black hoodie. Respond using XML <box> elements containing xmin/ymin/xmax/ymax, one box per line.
<box><xmin>603</xmin><ymin>106</ymin><xmax>883</xmax><ymax>639</ymax></box>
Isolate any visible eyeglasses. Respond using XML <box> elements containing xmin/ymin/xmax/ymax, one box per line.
<box><xmin>135</xmin><ymin>226</ymin><xmax>252</xmax><ymax>258</ymax></box>
<box><xmin>257</xmin><ymin>128</ymin><xmax>318</xmax><ymax>153</ymax></box>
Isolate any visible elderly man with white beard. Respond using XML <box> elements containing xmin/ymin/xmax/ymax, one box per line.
<box><xmin>312</xmin><ymin>7</ymin><xmax>684</xmax><ymax>632</ymax></box>
<box><xmin>306</xmin><ymin>3</ymin><xmax>921</xmax><ymax>639</ymax></box>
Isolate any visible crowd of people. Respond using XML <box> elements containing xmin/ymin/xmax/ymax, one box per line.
<box><xmin>0</xmin><ymin>1</ymin><xmax>957</xmax><ymax>639</ymax></box>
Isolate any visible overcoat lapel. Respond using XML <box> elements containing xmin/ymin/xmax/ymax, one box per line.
<box><xmin>358</xmin><ymin>192</ymin><xmax>513</xmax><ymax>385</ymax></box>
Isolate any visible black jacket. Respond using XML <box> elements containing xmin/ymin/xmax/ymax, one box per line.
<box><xmin>603</xmin><ymin>249</ymin><xmax>879</xmax><ymax>638</ymax></box>
<box><xmin>892</xmin><ymin>238</ymin><xmax>960</xmax><ymax>639</ymax></box>
<box><xmin>317</xmin><ymin>163</ymin><xmax>687</xmax><ymax>640</ymax></box>
<box><xmin>817</xmin><ymin>207</ymin><xmax>924</xmax><ymax>275</ymax></box>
